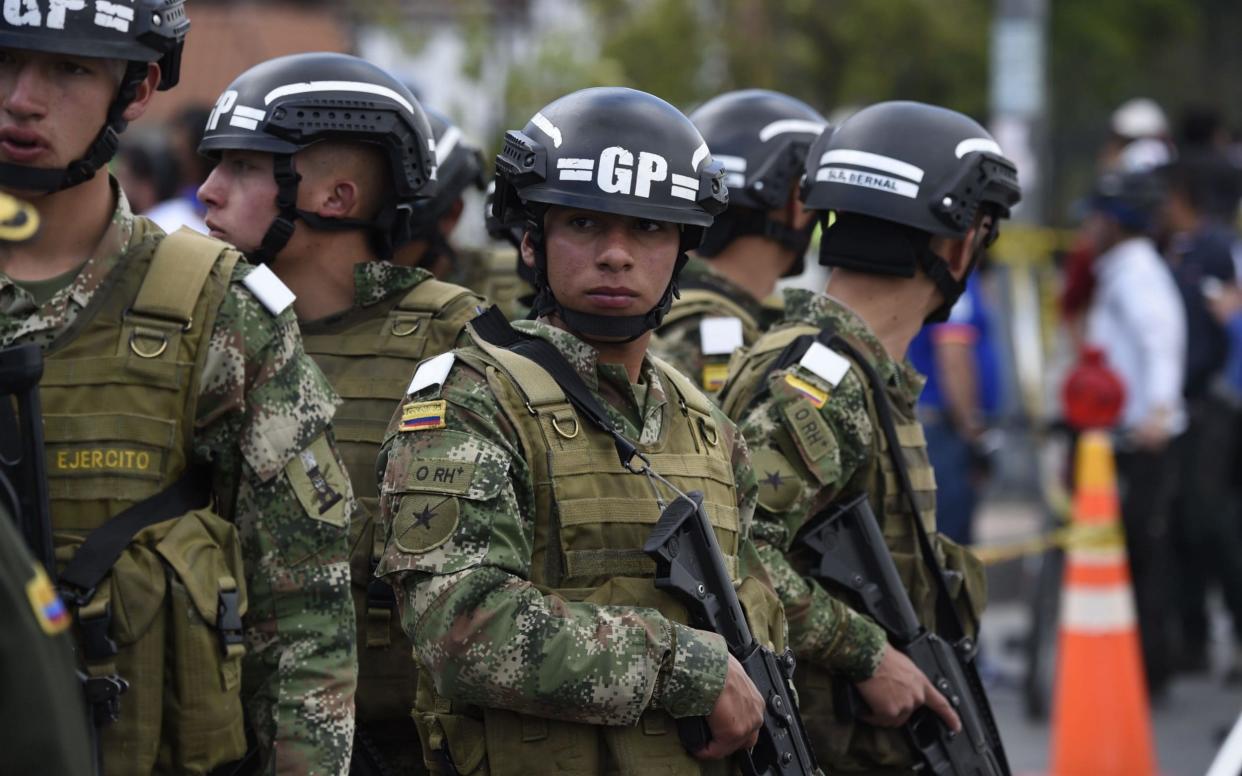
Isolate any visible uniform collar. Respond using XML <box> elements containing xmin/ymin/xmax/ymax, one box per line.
<box><xmin>351</xmin><ymin>261</ymin><xmax>432</xmax><ymax>309</ymax></box>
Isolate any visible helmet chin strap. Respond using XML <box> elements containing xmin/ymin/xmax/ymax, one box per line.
<box><xmin>248</xmin><ymin>153</ymin><xmax>402</xmax><ymax>264</ymax></box>
<box><xmin>0</xmin><ymin>62</ymin><xmax>147</xmax><ymax>195</ymax></box>
<box><xmin>526</xmin><ymin>219</ymin><xmax>687</xmax><ymax>343</ymax></box>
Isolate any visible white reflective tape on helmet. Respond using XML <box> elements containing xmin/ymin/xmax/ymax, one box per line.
<box><xmin>758</xmin><ymin>118</ymin><xmax>827</xmax><ymax>143</ymax></box>
<box><xmin>263</xmin><ymin>81</ymin><xmax>415</xmax><ymax>114</ymax></box>
<box><xmin>435</xmin><ymin>126</ymin><xmax>462</xmax><ymax>167</ymax></box>
<box><xmin>228</xmin><ymin>105</ymin><xmax>265</xmax><ymax>131</ymax></box>
<box><xmin>955</xmin><ymin>137</ymin><xmax>1003</xmax><ymax>159</ymax></box>
<box><xmin>531</xmin><ymin>112</ymin><xmax>562</xmax><ymax>148</ymax></box>
<box><xmin>820</xmin><ymin>149</ymin><xmax>925</xmax><ymax>183</ymax></box>
<box><xmin>691</xmin><ymin>142</ymin><xmax>710</xmax><ymax>171</ymax></box>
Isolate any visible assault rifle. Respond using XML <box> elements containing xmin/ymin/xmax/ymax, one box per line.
<box><xmin>798</xmin><ymin>494</ymin><xmax>1009</xmax><ymax>776</ymax></box>
<box><xmin>645</xmin><ymin>491</ymin><xmax>820</xmax><ymax>776</ymax></box>
<box><xmin>0</xmin><ymin>343</ymin><xmax>54</xmax><ymax>574</ymax></box>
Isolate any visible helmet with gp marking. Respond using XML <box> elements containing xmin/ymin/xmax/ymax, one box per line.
<box><xmin>493</xmin><ymin>86</ymin><xmax>727</xmax><ymax>340</ymax></box>
<box><xmin>199</xmin><ymin>52</ymin><xmax>435</xmax><ymax>262</ymax></box>
<box><xmin>0</xmin><ymin>0</ymin><xmax>190</xmax><ymax>193</ymax></box>
<box><xmin>690</xmin><ymin>89</ymin><xmax>827</xmax><ymax>272</ymax></box>
<box><xmin>803</xmin><ymin>100</ymin><xmax>1020</xmax><ymax>321</ymax></box>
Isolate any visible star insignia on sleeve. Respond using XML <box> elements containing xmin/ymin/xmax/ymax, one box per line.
<box><xmin>412</xmin><ymin>504</ymin><xmax>437</xmax><ymax>530</ymax></box>
<box><xmin>762</xmin><ymin>470</ymin><xmax>785</xmax><ymax>490</ymax></box>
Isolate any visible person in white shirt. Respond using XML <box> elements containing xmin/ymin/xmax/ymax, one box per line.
<box><xmin>1081</xmin><ymin>165</ymin><xmax>1187</xmax><ymax>698</ymax></box>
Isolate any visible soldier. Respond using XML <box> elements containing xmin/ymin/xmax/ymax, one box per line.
<box><xmin>652</xmin><ymin>90</ymin><xmax>825</xmax><ymax>394</ymax></box>
<box><xmin>375</xmin><ymin>87</ymin><xmax>794</xmax><ymax>775</ymax></box>
<box><xmin>0</xmin><ymin>193</ymin><xmax>92</xmax><ymax>776</ymax></box>
<box><xmin>717</xmin><ymin>102</ymin><xmax>1021</xmax><ymax>774</ymax></box>
<box><xmin>197</xmin><ymin>53</ymin><xmax>487</xmax><ymax>775</ymax></box>
<box><xmin>0</xmin><ymin>5</ymin><xmax>356</xmax><ymax>774</ymax></box>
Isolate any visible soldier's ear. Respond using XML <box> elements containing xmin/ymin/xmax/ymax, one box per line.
<box><xmin>121</xmin><ymin>63</ymin><xmax>160</xmax><ymax>123</ymax></box>
<box><xmin>520</xmin><ymin>231</ymin><xmax>537</xmax><ymax>269</ymax></box>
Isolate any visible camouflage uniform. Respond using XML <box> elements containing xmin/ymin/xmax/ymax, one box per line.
<box><xmin>297</xmin><ymin>259</ymin><xmax>484</xmax><ymax>775</ymax></box>
<box><xmin>375</xmin><ymin>318</ymin><xmax>786</xmax><ymax>775</ymax></box>
<box><xmin>651</xmin><ymin>257</ymin><xmax>769</xmax><ymax>394</ymax></box>
<box><xmin>0</xmin><ymin>186</ymin><xmax>356</xmax><ymax>775</ymax></box>
<box><xmin>719</xmin><ymin>288</ymin><xmax>986</xmax><ymax>773</ymax></box>
<box><xmin>450</xmin><ymin>245</ymin><xmax>532</xmax><ymax>321</ymax></box>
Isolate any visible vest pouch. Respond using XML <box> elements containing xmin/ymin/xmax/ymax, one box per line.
<box><xmin>580</xmin><ymin>574</ymin><xmax>690</xmax><ymax>624</ymax></box>
<box><xmin>936</xmin><ymin>536</ymin><xmax>987</xmax><ymax>638</ymax></box>
<box><xmin>414</xmin><ymin>670</ymin><xmax>489</xmax><ymax>775</ymax></box>
<box><xmin>481</xmin><ymin>708</ymin><xmax>601</xmax><ymax>776</ymax></box>
<box><xmin>154</xmin><ymin>508</ymin><xmax>249</xmax><ymax>773</ymax></box>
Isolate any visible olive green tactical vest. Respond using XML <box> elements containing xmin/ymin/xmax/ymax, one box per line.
<box><xmin>41</xmin><ymin>222</ymin><xmax>250</xmax><ymax>775</ymax></box>
<box><xmin>299</xmin><ymin>276</ymin><xmax>483</xmax><ymax>727</ymax></box>
<box><xmin>720</xmin><ymin>323</ymin><xmax>986</xmax><ymax>773</ymax></box>
<box><xmin>457</xmin><ymin>246</ymin><xmax>531</xmax><ymax>321</ymax></box>
<box><xmin>660</xmin><ymin>288</ymin><xmax>761</xmax><ymax>393</ymax></box>
<box><xmin>413</xmin><ymin>330</ymin><xmax>785</xmax><ymax>776</ymax></box>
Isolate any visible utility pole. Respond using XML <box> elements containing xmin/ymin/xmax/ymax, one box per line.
<box><xmin>990</xmin><ymin>0</ymin><xmax>1048</xmax><ymax>224</ymax></box>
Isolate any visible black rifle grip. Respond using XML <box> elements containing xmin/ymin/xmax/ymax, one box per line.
<box><xmin>676</xmin><ymin>715</ymin><xmax>712</xmax><ymax>754</ymax></box>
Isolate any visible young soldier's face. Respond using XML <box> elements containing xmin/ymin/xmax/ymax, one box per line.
<box><xmin>534</xmin><ymin>206</ymin><xmax>680</xmax><ymax>317</ymax></box>
<box><xmin>198</xmin><ymin>150</ymin><xmax>279</xmax><ymax>253</ymax></box>
<box><xmin>0</xmin><ymin>48</ymin><xmax>119</xmax><ymax>173</ymax></box>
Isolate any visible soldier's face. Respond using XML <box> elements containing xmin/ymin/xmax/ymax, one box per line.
<box><xmin>198</xmin><ymin>150</ymin><xmax>280</xmax><ymax>253</ymax></box>
<box><xmin>533</xmin><ymin>206</ymin><xmax>680</xmax><ymax>317</ymax></box>
<box><xmin>0</xmin><ymin>48</ymin><xmax>123</xmax><ymax>172</ymax></box>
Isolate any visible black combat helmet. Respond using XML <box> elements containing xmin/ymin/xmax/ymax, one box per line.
<box><xmin>493</xmin><ymin>86</ymin><xmax>728</xmax><ymax>340</ymax></box>
<box><xmin>407</xmin><ymin>107</ymin><xmax>484</xmax><ymax>268</ymax></box>
<box><xmin>199</xmin><ymin>52</ymin><xmax>436</xmax><ymax>262</ymax></box>
<box><xmin>690</xmin><ymin>89</ymin><xmax>827</xmax><ymax>273</ymax></box>
<box><xmin>803</xmin><ymin>100</ymin><xmax>1020</xmax><ymax>321</ymax></box>
<box><xmin>0</xmin><ymin>0</ymin><xmax>190</xmax><ymax>193</ymax></box>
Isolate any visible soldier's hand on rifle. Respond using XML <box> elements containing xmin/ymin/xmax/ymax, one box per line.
<box><xmin>697</xmin><ymin>653</ymin><xmax>765</xmax><ymax>759</ymax></box>
<box><xmin>855</xmin><ymin>644</ymin><xmax>962</xmax><ymax>733</ymax></box>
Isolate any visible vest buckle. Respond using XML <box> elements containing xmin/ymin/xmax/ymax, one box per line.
<box><xmin>217</xmin><ymin>589</ymin><xmax>245</xmax><ymax>656</ymax></box>
<box><xmin>82</xmin><ymin>673</ymin><xmax>129</xmax><ymax>726</ymax></box>
<box><xmin>79</xmin><ymin>601</ymin><xmax>119</xmax><ymax>661</ymax></box>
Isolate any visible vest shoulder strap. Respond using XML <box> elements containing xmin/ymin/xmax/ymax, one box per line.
<box><xmin>131</xmin><ymin>227</ymin><xmax>234</xmax><ymax>326</ymax></box>
<box><xmin>466</xmin><ymin>322</ymin><xmax>567</xmax><ymax>411</ymax></box>
<box><xmin>750</xmin><ymin>322</ymin><xmax>819</xmax><ymax>360</ymax></box>
<box><xmin>648</xmin><ymin>353</ymin><xmax>715</xmax><ymax>418</ymax></box>
<box><xmin>396</xmin><ymin>276</ymin><xmax>477</xmax><ymax>315</ymax></box>
<box><xmin>662</xmin><ymin>288</ymin><xmax>758</xmax><ymax>335</ymax></box>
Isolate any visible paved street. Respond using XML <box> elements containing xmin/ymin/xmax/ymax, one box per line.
<box><xmin>976</xmin><ymin>500</ymin><xmax>1242</xmax><ymax>776</ymax></box>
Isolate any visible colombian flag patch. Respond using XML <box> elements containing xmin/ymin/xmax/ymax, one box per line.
<box><xmin>784</xmin><ymin>373</ymin><xmax>829</xmax><ymax>409</ymax></box>
<box><xmin>400</xmin><ymin>400</ymin><xmax>447</xmax><ymax>432</ymax></box>
<box><xmin>702</xmin><ymin>363</ymin><xmax>729</xmax><ymax>393</ymax></box>
<box><xmin>26</xmin><ymin>564</ymin><xmax>70</xmax><ymax>636</ymax></box>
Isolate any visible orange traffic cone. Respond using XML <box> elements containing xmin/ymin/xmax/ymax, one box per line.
<box><xmin>1048</xmin><ymin>429</ymin><xmax>1156</xmax><ymax>776</ymax></box>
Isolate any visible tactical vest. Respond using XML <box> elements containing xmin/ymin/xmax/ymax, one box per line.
<box><xmin>720</xmin><ymin>322</ymin><xmax>986</xmax><ymax>772</ymax></box>
<box><xmin>660</xmin><ymin>288</ymin><xmax>761</xmax><ymax>393</ymax></box>
<box><xmin>457</xmin><ymin>246</ymin><xmax>532</xmax><ymax>321</ymax></box>
<box><xmin>299</xmin><ymin>276</ymin><xmax>483</xmax><ymax>728</ymax></box>
<box><xmin>40</xmin><ymin>223</ymin><xmax>249</xmax><ymax>775</ymax></box>
<box><xmin>413</xmin><ymin>330</ymin><xmax>785</xmax><ymax>776</ymax></box>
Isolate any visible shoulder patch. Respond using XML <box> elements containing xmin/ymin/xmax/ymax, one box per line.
<box><xmin>700</xmin><ymin>316</ymin><xmax>745</xmax><ymax>356</ymax></box>
<box><xmin>26</xmin><ymin>564</ymin><xmax>71</xmax><ymax>636</ymax></box>
<box><xmin>392</xmin><ymin>494</ymin><xmax>460</xmax><ymax>554</ymax></box>
<box><xmin>752</xmin><ymin>447</ymin><xmax>802</xmax><ymax>514</ymax></box>
<box><xmin>781</xmin><ymin>401</ymin><xmax>835</xmax><ymax>464</ymax></box>
<box><xmin>784</xmin><ymin>373</ymin><xmax>828</xmax><ymax>408</ymax></box>
<box><xmin>285</xmin><ymin>434</ymin><xmax>350</xmax><ymax>527</ymax></box>
<box><xmin>408</xmin><ymin>352</ymin><xmax>456</xmax><ymax>395</ymax></box>
<box><xmin>702</xmin><ymin>362</ymin><xmax>729</xmax><ymax>393</ymax></box>
<box><xmin>241</xmin><ymin>263</ymin><xmax>295</xmax><ymax>316</ymax></box>
<box><xmin>798</xmin><ymin>342</ymin><xmax>851</xmax><ymax>387</ymax></box>
<box><xmin>400</xmin><ymin>400</ymin><xmax>447</xmax><ymax>432</ymax></box>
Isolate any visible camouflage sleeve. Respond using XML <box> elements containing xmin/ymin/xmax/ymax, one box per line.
<box><xmin>375</xmin><ymin>357</ymin><xmax>729</xmax><ymax>725</ymax></box>
<box><xmin>195</xmin><ymin>262</ymin><xmax>356</xmax><ymax>776</ymax></box>
<box><xmin>739</xmin><ymin>365</ymin><xmax>886</xmax><ymax>680</ymax></box>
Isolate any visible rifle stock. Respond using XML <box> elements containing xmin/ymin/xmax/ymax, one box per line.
<box><xmin>798</xmin><ymin>494</ymin><xmax>1010</xmax><ymax>776</ymax></box>
<box><xmin>644</xmin><ymin>492</ymin><xmax>820</xmax><ymax>776</ymax></box>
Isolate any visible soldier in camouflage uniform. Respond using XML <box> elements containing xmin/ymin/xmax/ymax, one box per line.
<box><xmin>198</xmin><ymin>54</ymin><xmax>487</xmax><ymax>775</ymax></box>
<box><xmin>717</xmin><ymin>102</ymin><xmax>1021</xmax><ymax>774</ymax></box>
<box><xmin>0</xmin><ymin>6</ymin><xmax>356</xmax><ymax>774</ymax></box>
<box><xmin>376</xmin><ymin>87</ymin><xmax>803</xmax><ymax>775</ymax></box>
<box><xmin>652</xmin><ymin>91</ymin><xmax>825</xmax><ymax>395</ymax></box>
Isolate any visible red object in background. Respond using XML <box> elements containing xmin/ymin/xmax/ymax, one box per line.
<box><xmin>1059</xmin><ymin>234</ymin><xmax>1098</xmax><ymax>320</ymax></box>
<box><xmin>1062</xmin><ymin>346</ymin><xmax>1126</xmax><ymax>430</ymax></box>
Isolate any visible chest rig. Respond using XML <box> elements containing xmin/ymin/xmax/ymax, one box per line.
<box><xmin>660</xmin><ymin>284</ymin><xmax>761</xmax><ymax>393</ymax></box>
<box><xmin>39</xmin><ymin>222</ymin><xmax>250</xmax><ymax>775</ymax></box>
<box><xmin>300</xmin><ymin>275</ymin><xmax>482</xmax><ymax>725</ymax></box>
